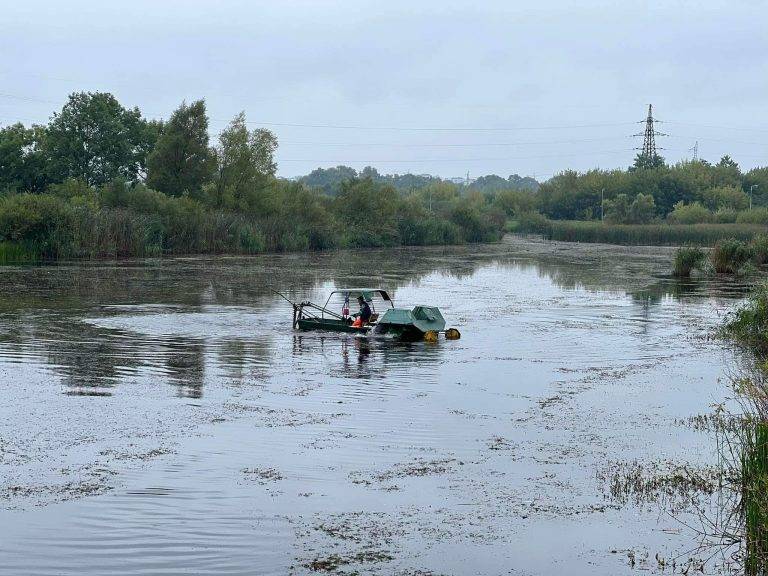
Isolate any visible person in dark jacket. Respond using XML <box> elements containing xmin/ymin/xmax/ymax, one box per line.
<box><xmin>357</xmin><ymin>296</ymin><xmax>372</xmax><ymax>323</ymax></box>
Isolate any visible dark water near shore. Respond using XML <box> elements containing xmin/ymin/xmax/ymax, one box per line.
<box><xmin>0</xmin><ymin>237</ymin><xmax>749</xmax><ymax>575</ymax></box>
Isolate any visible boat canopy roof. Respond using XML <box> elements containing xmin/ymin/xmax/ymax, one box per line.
<box><xmin>327</xmin><ymin>288</ymin><xmax>392</xmax><ymax>302</ymax></box>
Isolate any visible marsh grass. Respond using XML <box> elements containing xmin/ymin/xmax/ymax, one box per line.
<box><xmin>722</xmin><ymin>284</ymin><xmax>768</xmax><ymax>354</ymax></box>
<box><xmin>672</xmin><ymin>246</ymin><xmax>707</xmax><ymax>277</ymax></box>
<box><xmin>0</xmin><ymin>242</ymin><xmax>41</xmax><ymax>264</ymax></box>
<box><xmin>711</xmin><ymin>239</ymin><xmax>755</xmax><ymax>274</ymax></box>
<box><xmin>742</xmin><ymin>421</ymin><xmax>768</xmax><ymax>576</ymax></box>
<box><xmin>532</xmin><ymin>220</ymin><xmax>767</xmax><ymax>246</ymax></box>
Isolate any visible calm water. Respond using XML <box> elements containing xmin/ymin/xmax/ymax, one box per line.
<box><xmin>0</xmin><ymin>237</ymin><xmax>749</xmax><ymax>575</ymax></box>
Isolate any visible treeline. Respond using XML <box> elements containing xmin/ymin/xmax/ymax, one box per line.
<box><xmin>299</xmin><ymin>166</ymin><xmax>539</xmax><ymax>196</ymax></box>
<box><xmin>537</xmin><ymin>154</ymin><xmax>768</xmax><ymax>225</ymax></box>
<box><xmin>0</xmin><ymin>92</ymin><xmax>515</xmax><ymax>262</ymax></box>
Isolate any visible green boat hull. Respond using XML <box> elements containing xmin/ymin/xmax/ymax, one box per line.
<box><xmin>296</xmin><ymin>317</ymin><xmax>371</xmax><ymax>334</ymax></box>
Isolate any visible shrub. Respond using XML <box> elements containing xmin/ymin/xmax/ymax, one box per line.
<box><xmin>666</xmin><ymin>201</ymin><xmax>712</xmax><ymax>224</ymax></box>
<box><xmin>0</xmin><ymin>193</ymin><xmax>75</xmax><ymax>258</ymax></box>
<box><xmin>711</xmin><ymin>238</ymin><xmax>754</xmax><ymax>273</ymax></box>
<box><xmin>672</xmin><ymin>246</ymin><xmax>706</xmax><ymax>277</ymax></box>
<box><xmin>513</xmin><ymin>211</ymin><xmax>550</xmax><ymax>234</ymax></box>
<box><xmin>713</xmin><ymin>208</ymin><xmax>738</xmax><ymax>224</ymax></box>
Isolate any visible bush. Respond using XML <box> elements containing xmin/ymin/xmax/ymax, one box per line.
<box><xmin>0</xmin><ymin>193</ymin><xmax>75</xmax><ymax>258</ymax></box>
<box><xmin>713</xmin><ymin>208</ymin><xmax>738</xmax><ymax>224</ymax></box>
<box><xmin>711</xmin><ymin>238</ymin><xmax>754</xmax><ymax>273</ymax></box>
<box><xmin>513</xmin><ymin>211</ymin><xmax>551</xmax><ymax>234</ymax></box>
<box><xmin>666</xmin><ymin>201</ymin><xmax>712</xmax><ymax>224</ymax></box>
<box><xmin>672</xmin><ymin>246</ymin><xmax>706</xmax><ymax>277</ymax></box>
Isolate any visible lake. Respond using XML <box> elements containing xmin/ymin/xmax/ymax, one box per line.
<box><xmin>0</xmin><ymin>236</ymin><xmax>749</xmax><ymax>575</ymax></box>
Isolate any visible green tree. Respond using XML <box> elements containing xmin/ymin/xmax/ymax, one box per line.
<box><xmin>666</xmin><ymin>201</ymin><xmax>711</xmax><ymax>224</ymax></box>
<box><xmin>45</xmin><ymin>92</ymin><xmax>154</xmax><ymax>186</ymax></box>
<box><xmin>712</xmin><ymin>155</ymin><xmax>741</xmax><ymax>188</ymax></box>
<box><xmin>335</xmin><ymin>178</ymin><xmax>400</xmax><ymax>246</ymax></box>
<box><xmin>630</xmin><ymin>152</ymin><xmax>666</xmax><ymax>171</ymax></box>
<box><xmin>0</xmin><ymin>123</ymin><xmax>49</xmax><ymax>192</ymax></box>
<box><xmin>300</xmin><ymin>165</ymin><xmax>358</xmax><ymax>195</ymax></box>
<box><xmin>744</xmin><ymin>167</ymin><xmax>768</xmax><ymax>207</ymax></box>
<box><xmin>627</xmin><ymin>193</ymin><xmax>656</xmax><ymax>224</ymax></box>
<box><xmin>214</xmin><ymin>112</ymin><xmax>277</xmax><ymax>209</ymax></box>
<box><xmin>702</xmin><ymin>185</ymin><xmax>749</xmax><ymax>211</ymax></box>
<box><xmin>146</xmin><ymin>100</ymin><xmax>216</xmax><ymax>197</ymax></box>
<box><xmin>603</xmin><ymin>194</ymin><xmax>630</xmax><ymax>223</ymax></box>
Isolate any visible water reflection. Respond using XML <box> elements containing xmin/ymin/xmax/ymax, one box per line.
<box><xmin>0</xmin><ymin>239</ymin><xmax>748</xmax><ymax>397</ymax></box>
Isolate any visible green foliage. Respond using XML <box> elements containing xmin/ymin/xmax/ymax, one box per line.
<box><xmin>703</xmin><ymin>185</ymin><xmax>749</xmax><ymax>211</ymax></box>
<box><xmin>666</xmin><ymin>201</ymin><xmax>711</xmax><ymax>224</ymax></box>
<box><xmin>0</xmin><ymin>241</ymin><xmax>40</xmax><ymax>264</ymax></box>
<box><xmin>752</xmin><ymin>235</ymin><xmax>768</xmax><ymax>266</ymax></box>
<box><xmin>513</xmin><ymin>211</ymin><xmax>551</xmax><ymax>234</ymax></box>
<box><xmin>723</xmin><ymin>283</ymin><xmax>768</xmax><ymax>353</ymax></box>
<box><xmin>672</xmin><ymin>246</ymin><xmax>706</xmax><ymax>277</ymax></box>
<box><xmin>45</xmin><ymin>92</ymin><xmax>155</xmax><ymax>186</ymax></box>
<box><xmin>713</xmin><ymin>208</ymin><xmax>738</xmax><ymax>223</ymax></box>
<box><xmin>492</xmin><ymin>189</ymin><xmax>536</xmax><ymax>218</ymax></box>
<box><xmin>146</xmin><ymin>100</ymin><xmax>216</xmax><ymax>197</ymax></box>
<box><xmin>213</xmin><ymin>112</ymin><xmax>277</xmax><ymax>210</ymax></box>
<box><xmin>630</xmin><ymin>152</ymin><xmax>666</xmax><ymax>171</ymax></box>
<box><xmin>711</xmin><ymin>238</ymin><xmax>754</xmax><ymax>273</ymax></box>
<box><xmin>469</xmin><ymin>174</ymin><xmax>539</xmax><ymax>193</ymax></box>
<box><xmin>738</xmin><ymin>209</ymin><xmax>768</xmax><ymax>225</ymax></box>
<box><xmin>0</xmin><ymin>194</ymin><xmax>74</xmax><ymax>258</ymax></box>
<box><xmin>603</xmin><ymin>192</ymin><xmax>656</xmax><ymax>224</ymax></box>
<box><xmin>742</xmin><ymin>421</ymin><xmax>768</xmax><ymax>576</ymax></box>
<box><xmin>536</xmin><ymin>158</ymin><xmax>765</xmax><ymax>223</ymax></box>
<box><xmin>300</xmin><ymin>165</ymin><xmax>538</xmax><ymax>196</ymax></box>
<box><xmin>335</xmin><ymin>178</ymin><xmax>400</xmax><ymax>247</ymax></box>
<box><xmin>0</xmin><ymin>123</ymin><xmax>49</xmax><ymax>193</ymax></box>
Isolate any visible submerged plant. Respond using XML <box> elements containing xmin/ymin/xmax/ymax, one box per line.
<box><xmin>672</xmin><ymin>245</ymin><xmax>707</xmax><ymax>277</ymax></box>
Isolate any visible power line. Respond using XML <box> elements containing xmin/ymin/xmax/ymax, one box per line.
<box><xmin>278</xmin><ymin>136</ymin><xmax>633</xmax><ymax>147</ymax></box>
<box><xmin>277</xmin><ymin>148</ymin><xmax>641</xmax><ymax>163</ymax></box>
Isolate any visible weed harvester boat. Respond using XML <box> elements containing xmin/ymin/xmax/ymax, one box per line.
<box><xmin>274</xmin><ymin>288</ymin><xmax>461</xmax><ymax>341</ymax></box>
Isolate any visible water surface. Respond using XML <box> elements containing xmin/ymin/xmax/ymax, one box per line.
<box><xmin>0</xmin><ymin>237</ymin><xmax>748</xmax><ymax>575</ymax></box>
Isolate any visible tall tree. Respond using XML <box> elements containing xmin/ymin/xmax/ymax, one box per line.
<box><xmin>146</xmin><ymin>100</ymin><xmax>216</xmax><ymax>197</ymax></box>
<box><xmin>0</xmin><ymin>123</ymin><xmax>49</xmax><ymax>192</ymax></box>
<box><xmin>630</xmin><ymin>152</ymin><xmax>666</xmax><ymax>171</ymax></box>
<box><xmin>214</xmin><ymin>112</ymin><xmax>277</xmax><ymax>207</ymax></box>
<box><xmin>45</xmin><ymin>92</ymin><xmax>154</xmax><ymax>186</ymax></box>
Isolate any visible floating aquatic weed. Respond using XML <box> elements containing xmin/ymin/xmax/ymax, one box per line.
<box><xmin>242</xmin><ymin>467</ymin><xmax>284</xmax><ymax>484</ymax></box>
<box><xmin>305</xmin><ymin>550</ymin><xmax>394</xmax><ymax>573</ymax></box>
<box><xmin>596</xmin><ymin>460</ymin><xmax>725</xmax><ymax>511</ymax></box>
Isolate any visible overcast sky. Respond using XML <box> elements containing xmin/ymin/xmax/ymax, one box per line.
<box><xmin>2</xmin><ymin>0</ymin><xmax>767</xmax><ymax>179</ymax></box>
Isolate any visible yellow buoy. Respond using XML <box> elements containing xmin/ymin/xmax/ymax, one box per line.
<box><xmin>445</xmin><ymin>328</ymin><xmax>461</xmax><ymax>340</ymax></box>
<box><xmin>424</xmin><ymin>330</ymin><xmax>439</xmax><ymax>343</ymax></box>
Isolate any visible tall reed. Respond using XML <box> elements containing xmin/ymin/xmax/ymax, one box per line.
<box><xmin>539</xmin><ymin>220</ymin><xmax>767</xmax><ymax>246</ymax></box>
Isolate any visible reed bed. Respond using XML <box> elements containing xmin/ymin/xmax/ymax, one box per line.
<box><xmin>537</xmin><ymin>220</ymin><xmax>767</xmax><ymax>247</ymax></box>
